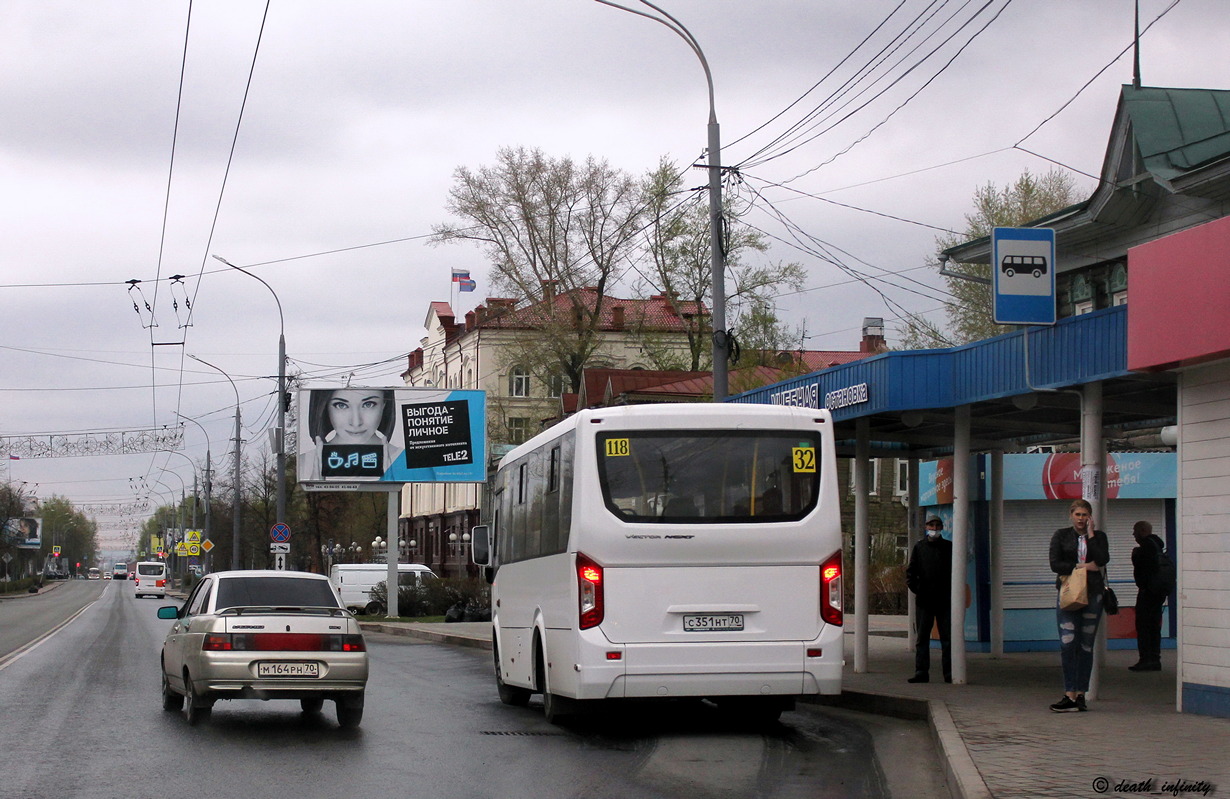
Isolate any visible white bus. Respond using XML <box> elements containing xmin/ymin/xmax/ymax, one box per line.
<box><xmin>471</xmin><ymin>404</ymin><xmax>844</xmax><ymax>723</ymax></box>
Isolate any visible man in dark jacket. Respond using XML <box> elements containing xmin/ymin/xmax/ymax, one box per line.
<box><xmin>906</xmin><ymin>516</ymin><xmax>952</xmax><ymax>683</ymax></box>
<box><xmin>1130</xmin><ymin>520</ymin><xmax>1168</xmax><ymax>671</ymax></box>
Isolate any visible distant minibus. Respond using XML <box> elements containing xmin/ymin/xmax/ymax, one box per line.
<box><xmin>472</xmin><ymin>404</ymin><xmax>844</xmax><ymax>723</ymax></box>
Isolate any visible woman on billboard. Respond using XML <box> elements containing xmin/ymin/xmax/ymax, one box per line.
<box><xmin>300</xmin><ymin>388</ymin><xmax>401</xmax><ymax>481</ymax></box>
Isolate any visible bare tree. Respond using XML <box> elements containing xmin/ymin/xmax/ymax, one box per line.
<box><xmin>433</xmin><ymin>146</ymin><xmax>645</xmax><ymax>394</ymax></box>
<box><xmin>635</xmin><ymin>159</ymin><xmax>805</xmax><ymax>369</ymax></box>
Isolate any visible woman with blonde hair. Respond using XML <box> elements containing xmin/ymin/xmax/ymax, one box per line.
<box><xmin>1048</xmin><ymin>498</ymin><xmax>1109</xmax><ymax>712</ymax></box>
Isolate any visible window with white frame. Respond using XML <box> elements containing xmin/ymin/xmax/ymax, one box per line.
<box><xmin>546</xmin><ymin>371</ymin><xmax>564</xmax><ymax>399</ymax></box>
<box><xmin>509</xmin><ymin>367</ymin><xmax>530</xmax><ymax>397</ymax></box>
<box><xmin>848</xmin><ymin>458</ymin><xmax>879</xmax><ymax>495</ymax></box>
<box><xmin>894</xmin><ymin>459</ymin><xmax>909</xmax><ymax>497</ymax></box>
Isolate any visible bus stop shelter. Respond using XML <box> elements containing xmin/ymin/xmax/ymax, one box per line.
<box><xmin>730</xmin><ymin>304</ymin><xmax>1176</xmax><ymax>691</ymax></box>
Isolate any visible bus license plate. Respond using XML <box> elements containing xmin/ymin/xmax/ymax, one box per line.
<box><xmin>257</xmin><ymin>661</ymin><xmax>320</xmax><ymax>678</ymax></box>
<box><xmin>683</xmin><ymin>614</ymin><xmax>744</xmax><ymax>632</ymax></box>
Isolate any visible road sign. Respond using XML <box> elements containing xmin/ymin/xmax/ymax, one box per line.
<box><xmin>270</xmin><ymin>543</ymin><xmax>290</xmax><ymax>554</ymax></box>
<box><xmin>274</xmin><ymin>553</ymin><xmax>286</xmax><ymax>571</ymax></box>
<box><xmin>270</xmin><ymin>523</ymin><xmax>291</xmax><ymax>543</ymax></box>
<box><xmin>201</xmin><ymin>539</ymin><xmax>214</xmax><ymax>553</ymax></box>
<box><xmin>52</xmin><ymin>546</ymin><xmax>61</xmax><ymax>555</ymax></box>
<box><xmin>992</xmin><ymin>227</ymin><xmax>1056</xmax><ymax>325</ymax></box>
<box><xmin>187</xmin><ymin>544</ymin><xmax>200</xmax><ymax>556</ymax></box>
<box><xmin>186</xmin><ymin>530</ymin><xmax>201</xmax><ymax>544</ymax></box>
<box><xmin>175</xmin><ymin>542</ymin><xmax>188</xmax><ymax>556</ymax></box>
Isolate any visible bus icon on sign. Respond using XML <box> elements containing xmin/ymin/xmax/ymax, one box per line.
<box><xmin>1000</xmin><ymin>254</ymin><xmax>1048</xmax><ymax>278</ymax></box>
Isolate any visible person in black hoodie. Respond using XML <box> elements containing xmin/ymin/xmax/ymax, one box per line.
<box><xmin>1129</xmin><ymin>520</ymin><xmax>1168</xmax><ymax>671</ymax></box>
<box><xmin>1048</xmin><ymin>498</ymin><xmax>1109</xmax><ymax>712</ymax></box>
<box><xmin>906</xmin><ymin>516</ymin><xmax>952</xmax><ymax>684</ymax></box>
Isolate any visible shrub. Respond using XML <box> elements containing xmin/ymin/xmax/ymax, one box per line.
<box><xmin>368</xmin><ymin>577</ymin><xmax>491</xmax><ymax>619</ymax></box>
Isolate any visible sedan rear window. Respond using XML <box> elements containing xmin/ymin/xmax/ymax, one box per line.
<box><xmin>215</xmin><ymin>577</ymin><xmax>341</xmax><ymax>611</ymax></box>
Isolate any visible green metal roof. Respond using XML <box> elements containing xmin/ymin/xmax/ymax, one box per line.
<box><xmin>1122</xmin><ymin>84</ymin><xmax>1230</xmax><ymax>180</ymax></box>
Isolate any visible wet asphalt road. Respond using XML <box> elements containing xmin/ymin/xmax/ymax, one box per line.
<box><xmin>0</xmin><ymin>580</ymin><xmax>944</xmax><ymax>799</ymax></box>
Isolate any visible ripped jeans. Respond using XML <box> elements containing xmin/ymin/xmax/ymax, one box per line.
<box><xmin>1057</xmin><ymin>591</ymin><xmax>1104</xmax><ymax>694</ymax></box>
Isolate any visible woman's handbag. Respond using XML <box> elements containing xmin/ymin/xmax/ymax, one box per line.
<box><xmin>1103</xmin><ymin>567</ymin><xmax>1120</xmax><ymax>615</ymax></box>
<box><xmin>1059</xmin><ymin>566</ymin><xmax>1089</xmax><ymax>611</ymax></box>
<box><xmin>1104</xmin><ymin>585</ymin><xmax>1120</xmax><ymax>615</ymax></box>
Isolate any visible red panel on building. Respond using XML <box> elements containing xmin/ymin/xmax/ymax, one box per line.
<box><xmin>1128</xmin><ymin>215</ymin><xmax>1230</xmax><ymax>371</ymax></box>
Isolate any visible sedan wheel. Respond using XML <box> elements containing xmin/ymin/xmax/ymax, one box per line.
<box><xmin>336</xmin><ymin>696</ymin><xmax>364</xmax><ymax>729</ymax></box>
<box><xmin>161</xmin><ymin>671</ymin><xmax>183</xmax><ymax>712</ymax></box>
<box><xmin>184</xmin><ymin>672</ymin><xmax>212</xmax><ymax>725</ymax></box>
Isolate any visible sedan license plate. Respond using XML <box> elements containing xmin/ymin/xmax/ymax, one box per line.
<box><xmin>683</xmin><ymin>614</ymin><xmax>745</xmax><ymax>632</ymax></box>
<box><xmin>257</xmin><ymin>661</ymin><xmax>320</xmax><ymax>678</ymax></box>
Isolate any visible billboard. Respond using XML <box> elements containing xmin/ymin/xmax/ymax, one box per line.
<box><xmin>297</xmin><ymin>387</ymin><xmax>486</xmax><ymax>490</ymax></box>
<box><xmin>2</xmin><ymin>517</ymin><xmax>42</xmax><ymax>549</ymax></box>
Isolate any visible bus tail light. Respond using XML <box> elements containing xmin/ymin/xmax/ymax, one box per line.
<box><xmin>820</xmin><ymin>551</ymin><xmax>843</xmax><ymax>626</ymax></box>
<box><xmin>577</xmin><ymin>553</ymin><xmax>604</xmax><ymax>630</ymax></box>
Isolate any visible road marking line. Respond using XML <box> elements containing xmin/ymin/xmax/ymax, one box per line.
<box><xmin>0</xmin><ymin>599</ymin><xmax>99</xmax><ymax>673</ymax></box>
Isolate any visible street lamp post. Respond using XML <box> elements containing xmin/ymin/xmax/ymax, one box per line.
<box><xmin>189</xmin><ymin>354</ymin><xmax>242</xmax><ymax>571</ymax></box>
<box><xmin>175</xmin><ymin>413</ymin><xmax>213</xmax><ymax>567</ymax></box>
<box><xmin>596</xmin><ymin>0</ymin><xmax>728</xmax><ymax>399</ymax></box>
<box><xmin>212</xmin><ymin>255</ymin><xmax>287</xmax><ymax>530</ymax></box>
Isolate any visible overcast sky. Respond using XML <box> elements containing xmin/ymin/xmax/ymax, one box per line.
<box><xmin>4</xmin><ymin>0</ymin><xmax>1228</xmax><ymax>551</ymax></box>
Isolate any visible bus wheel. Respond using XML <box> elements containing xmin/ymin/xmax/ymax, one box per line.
<box><xmin>535</xmin><ymin>637</ymin><xmax>574</xmax><ymax>724</ymax></box>
<box><xmin>494</xmin><ymin>643</ymin><xmax>531</xmax><ymax>707</ymax></box>
<box><xmin>1005</xmin><ymin>268</ymin><xmax>1015</xmax><ymax>277</ymax></box>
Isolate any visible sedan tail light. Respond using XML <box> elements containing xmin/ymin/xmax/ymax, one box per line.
<box><xmin>202</xmin><ymin>633</ymin><xmax>366</xmax><ymax>652</ymax></box>
<box><xmin>820</xmin><ymin>550</ymin><xmax>843</xmax><ymax>626</ymax></box>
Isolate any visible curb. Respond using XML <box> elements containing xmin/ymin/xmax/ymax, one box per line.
<box><xmin>361</xmin><ymin>622</ymin><xmax>492</xmax><ymax>652</ymax></box>
<box><xmin>809</xmin><ymin>689</ymin><xmax>989</xmax><ymax>799</ymax></box>
<box><xmin>368</xmin><ymin>623</ymin><xmax>991</xmax><ymax>799</ymax></box>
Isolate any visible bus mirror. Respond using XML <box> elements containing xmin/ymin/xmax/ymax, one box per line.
<box><xmin>470</xmin><ymin>525</ymin><xmax>491</xmax><ymax>567</ymax></box>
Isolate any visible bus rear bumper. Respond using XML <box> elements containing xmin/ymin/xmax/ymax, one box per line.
<box><xmin>573</xmin><ymin>630</ymin><xmax>843</xmax><ymax>700</ymax></box>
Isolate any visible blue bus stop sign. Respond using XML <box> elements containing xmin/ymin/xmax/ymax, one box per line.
<box><xmin>992</xmin><ymin>227</ymin><xmax>1056</xmax><ymax>325</ymax></box>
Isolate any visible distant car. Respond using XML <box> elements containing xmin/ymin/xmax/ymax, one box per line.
<box><xmin>103</xmin><ymin>573</ymin><xmax>112</xmax><ymax>580</ymax></box>
<box><xmin>156</xmin><ymin>570</ymin><xmax>368</xmax><ymax>727</ymax></box>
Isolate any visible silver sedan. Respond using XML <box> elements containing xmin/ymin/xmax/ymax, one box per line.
<box><xmin>157</xmin><ymin>570</ymin><xmax>369</xmax><ymax>727</ymax></box>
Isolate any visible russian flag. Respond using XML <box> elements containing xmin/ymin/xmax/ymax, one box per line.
<box><xmin>7</xmin><ymin>454</ymin><xmax>18</xmax><ymax>461</ymax></box>
<box><xmin>451</xmin><ymin>268</ymin><xmax>470</xmax><ymax>283</ymax></box>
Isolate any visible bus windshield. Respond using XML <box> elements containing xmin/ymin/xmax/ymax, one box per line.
<box><xmin>596</xmin><ymin>430</ymin><xmax>820</xmax><ymax>523</ymax></box>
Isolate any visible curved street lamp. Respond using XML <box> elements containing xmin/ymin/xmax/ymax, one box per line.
<box><xmin>188</xmin><ymin>354</ymin><xmax>242</xmax><ymax>571</ymax></box>
<box><xmin>212</xmin><ymin>254</ymin><xmax>287</xmax><ymax>529</ymax></box>
<box><xmin>175</xmin><ymin>412</ymin><xmax>213</xmax><ymax>557</ymax></box>
<box><xmin>594</xmin><ymin>0</ymin><xmax>729</xmax><ymax>399</ymax></box>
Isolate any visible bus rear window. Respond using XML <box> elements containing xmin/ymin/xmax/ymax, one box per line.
<box><xmin>596</xmin><ymin>431</ymin><xmax>820</xmax><ymax>523</ymax></box>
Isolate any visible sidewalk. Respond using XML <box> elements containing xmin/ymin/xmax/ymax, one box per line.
<box><xmin>362</xmin><ymin>616</ymin><xmax>1230</xmax><ymax>799</ymax></box>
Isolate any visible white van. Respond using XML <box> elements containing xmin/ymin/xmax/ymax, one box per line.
<box><xmin>329</xmin><ymin>563</ymin><xmax>437</xmax><ymax>614</ymax></box>
<box><xmin>133</xmin><ymin>561</ymin><xmax>168</xmax><ymax>598</ymax></box>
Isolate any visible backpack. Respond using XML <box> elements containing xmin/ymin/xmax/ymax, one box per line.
<box><xmin>1152</xmin><ymin>539</ymin><xmax>1176</xmax><ymax>595</ymax></box>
